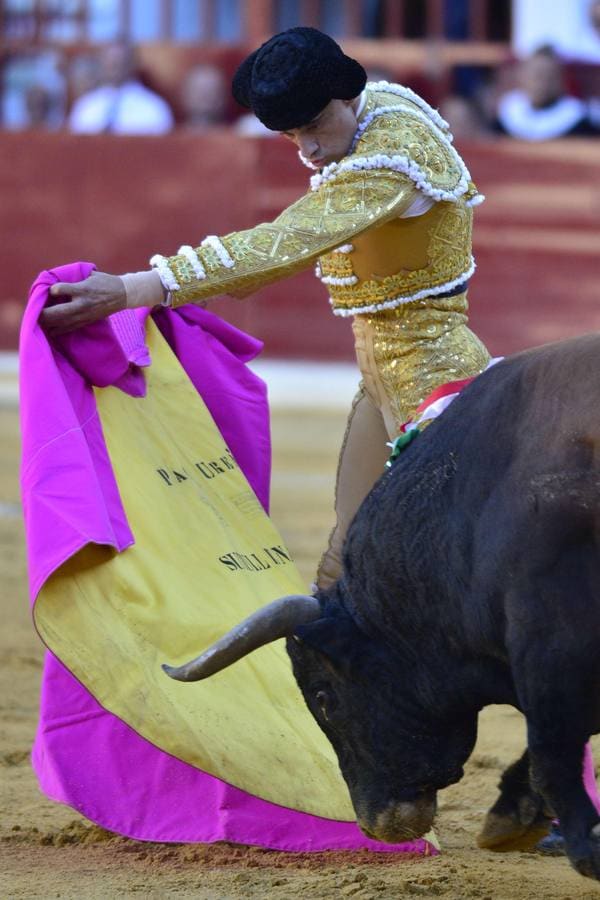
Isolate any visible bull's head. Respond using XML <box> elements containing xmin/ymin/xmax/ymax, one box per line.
<box><xmin>163</xmin><ymin>588</ymin><xmax>477</xmax><ymax>843</ymax></box>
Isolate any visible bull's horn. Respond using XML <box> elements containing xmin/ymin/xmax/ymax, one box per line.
<box><xmin>162</xmin><ymin>594</ymin><xmax>320</xmax><ymax>682</ymax></box>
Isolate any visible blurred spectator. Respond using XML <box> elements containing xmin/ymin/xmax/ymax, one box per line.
<box><xmin>68</xmin><ymin>54</ymin><xmax>101</xmax><ymax>103</ymax></box>
<box><xmin>589</xmin><ymin>96</ymin><xmax>600</xmax><ymax>128</ymax></box>
<box><xmin>439</xmin><ymin>95</ymin><xmax>492</xmax><ymax>141</ymax></box>
<box><xmin>180</xmin><ymin>64</ymin><xmax>228</xmax><ymax>130</ymax></box>
<box><xmin>24</xmin><ymin>85</ymin><xmax>54</xmax><ymax>129</ymax></box>
<box><xmin>495</xmin><ymin>46</ymin><xmax>597</xmax><ymax>139</ymax></box>
<box><xmin>68</xmin><ymin>42</ymin><xmax>174</xmax><ymax>135</ymax></box>
<box><xmin>1</xmin><ymin>50</ymin><xmax>65</xmax><ymax>130</ymax></box>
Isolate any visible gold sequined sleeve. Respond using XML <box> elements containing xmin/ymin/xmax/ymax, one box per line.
<box><xmin>152</xmin><ymin>170</ymin><xmax>420</xmax><ymax>306</ymax></box>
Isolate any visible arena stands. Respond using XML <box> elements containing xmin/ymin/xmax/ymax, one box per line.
<box><xmin>1</xmin><ymin>0</ymin><xmax>598</xmax><ymax>356</ymax></box>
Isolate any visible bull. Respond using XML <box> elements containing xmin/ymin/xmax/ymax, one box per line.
<box><xmin>163</xmin><ymin>334</ymin><xmax>600</xmax><ymax>880</ymax></box>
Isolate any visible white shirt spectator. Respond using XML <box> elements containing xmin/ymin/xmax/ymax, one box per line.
<box><xmin>69</xmin><ymin>80</ymin><xmax>173</xmax><ymax>135</ymax></box>
<box><xmin>497</xmin><ymin>90</ymin><xmax>590</xmax><ymax>140</ymax></box>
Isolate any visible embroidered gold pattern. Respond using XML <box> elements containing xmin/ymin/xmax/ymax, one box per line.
<box><xmin>353</xmin><ymin>293</ymin><xmax>491</xmax><ymax>431</ymax></box>
<box><xmin>317</xmin><ymin>249</ymin><xmax>357</xmax><ymax>283</ymax></box>
<box><xmin>167</xmin><ymin>168</ymin><xmax>417</xmax><ymax>306</ymax></box>
<box><xmin>161</xmin><ymin>85</ymin><xmax>477</xmax><ymax>308</ymax></box>
<box><xmin>327</xmin><ymin>200</ymin><xmax>474</xmax><ymax>315</ymax></box>
<box><xmin>158</xmin><ymin>84</ymin><xmax>488</xmax><ymax>440</ymax></box>
<box><xmin>352</xmin><ymin>101</ymin><xmax>464</xmax><ymax>196</ymax></box>
<box><xmin>158</xmin><ymin>83</ymin><xmax>490</xmax><ymax>434</ymax></box>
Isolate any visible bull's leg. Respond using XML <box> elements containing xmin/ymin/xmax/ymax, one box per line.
<box><xmin>477</xmin><ymin>749</ymin><xmax>553</xmax><ymax>851</ymax></box>
<box><xmin>503</xmin><ymin>569</ymin><xmax>600</xmax><ymax>879</ymax></box>
<box><xmin>527</xmin><ymin>732</ymin><xmax>600</xmax><ymax>880</ymax></box>
<box><xmin>516</xmin><ymin>657</ymin><xmax>600</xmax><ymax>877</ymax></box>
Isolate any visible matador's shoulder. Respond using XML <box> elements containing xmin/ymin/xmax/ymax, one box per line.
<box><xmin>310</xmin><ymin>82</ymin><xmax>476</xmax><ymax>203</ymax></box>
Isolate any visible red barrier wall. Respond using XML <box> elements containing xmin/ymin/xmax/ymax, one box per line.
<box><xmin>1</xmin><ymin>131</ymin><xmax>599</xmax><ymax>358</ymax></box>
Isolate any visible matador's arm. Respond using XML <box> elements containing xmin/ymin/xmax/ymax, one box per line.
<box><xmin>146</xmin><ymin>169</ymin><xmax>420</xmax><ymax>307</ymax></box>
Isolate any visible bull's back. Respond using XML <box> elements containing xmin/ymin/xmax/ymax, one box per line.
<box><xmin>345</xmin><ymin>333</ymin><xmax>600</xmax><ymax>634</ymax></box>
<box><xmin>409</xmin><ymin>332</ymin><xmax>600</xmax><ymax>500</ymax></box>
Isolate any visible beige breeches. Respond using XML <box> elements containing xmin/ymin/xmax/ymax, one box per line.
<box><xmin>316</xmin><ymin>384</ymin><xmax>392</xmax><ymax>589</ymax></box>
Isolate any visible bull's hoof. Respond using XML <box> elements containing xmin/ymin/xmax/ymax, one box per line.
<box><xmin>477</xmin><ymin>798</ymin><xmax>552</xmax><ymax>852</ymax></box>
<box><xmin>569</xmin><ymin>823</ymin><xmax>600</xmax><ymax>880</ymax></box>
<box><xmin>477</xmin><ymin>792</ymin><xmax>551</xmax><ymax>853</ymax></box>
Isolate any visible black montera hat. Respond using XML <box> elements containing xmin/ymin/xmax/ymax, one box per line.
<box><xmin>232</xmin><ymin>27</ymin><xmax>367</xmax><ymax>131</ymax></box>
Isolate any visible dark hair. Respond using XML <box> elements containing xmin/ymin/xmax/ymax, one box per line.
<box><xmin>530</xmin><ymin>44</ymin><xmax>560</xmax><ymax>61</ymax></box>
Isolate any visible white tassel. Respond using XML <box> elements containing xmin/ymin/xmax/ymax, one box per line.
<box><xmin>149</xmin><ymin>254</ymin><xmax>180</xmax><ymax>293</ymax></box>
<box><xmin>200</xmin><ymin>235</ymin><xmax>235</xmax><ymax>269</ymax></box>
<box><xmin>178</xmin><ymin>245</ymin><xmax>206</xmax><ymax>279</ymax></box>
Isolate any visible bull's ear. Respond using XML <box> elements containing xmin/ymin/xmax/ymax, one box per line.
<box><xmin>292</xmin><ymin>614</ymin><xmax>367</xmax><ymax>674</ymax></box>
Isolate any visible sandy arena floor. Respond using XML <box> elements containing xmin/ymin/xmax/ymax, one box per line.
<box><xmin>2</xmin><ymin>398</ymin><xmax>600</xmax><ymax>899</ymax></box>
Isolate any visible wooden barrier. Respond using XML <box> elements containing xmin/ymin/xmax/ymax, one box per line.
<box><xmin>1</xmin><ymin>131</ymin><xmax>599</xmax><ymax>357</ymax></box>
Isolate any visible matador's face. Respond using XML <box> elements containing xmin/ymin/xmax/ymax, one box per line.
<box><xmin>279</xmin><ymin>97</ymin><xmax>361</xmax><ymax>169</ymax></box>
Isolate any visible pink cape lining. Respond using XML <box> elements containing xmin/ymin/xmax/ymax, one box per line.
<box><xmin>20</xmin><ymin>262</ymin><xmax>435</xmax><ymax>853</ymax></box>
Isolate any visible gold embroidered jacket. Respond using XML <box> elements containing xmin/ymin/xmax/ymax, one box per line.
<box><xmin>152</xmin><ymin>83</ymin><xmax>491</xmax><ymax>429</ymax></box>
<box><xmin>151</xmin><ymin>83</ymin><xmax>482</xmax><ymax>314</ymax></box>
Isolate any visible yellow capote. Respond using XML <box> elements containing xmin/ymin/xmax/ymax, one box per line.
<box><xmin>34</xmin><ymin>319</ymin><xmax>438</xmax><ymax>847</ymax></box>
<box><xmin>34</xmin><ymin>319</ymin><xmax>354</xmax><ymax>818</ymax></box>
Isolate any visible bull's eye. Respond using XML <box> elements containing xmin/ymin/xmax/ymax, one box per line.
<box><xmin>315</xmin><ymin>690</ymin><xmax>329</xmax><ymax>720</ymax></box>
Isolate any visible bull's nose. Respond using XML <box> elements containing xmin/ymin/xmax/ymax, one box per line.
<box><xmin>360</xmin><ymin>795</ymin><xmax>437</xmax><ymax>843</ymax></box>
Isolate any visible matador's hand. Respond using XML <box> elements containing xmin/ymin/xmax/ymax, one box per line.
<box><xmin>40</xmin><ymin>272</ymin><xmax>127</xmax><ymax>335</ymax></box>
